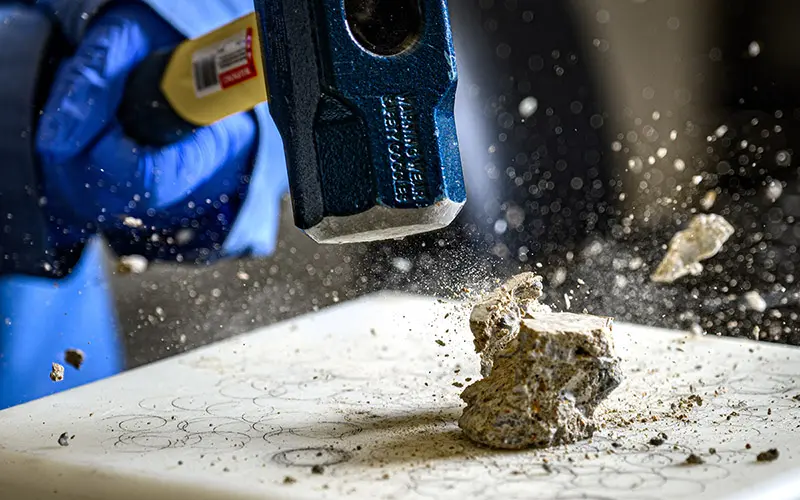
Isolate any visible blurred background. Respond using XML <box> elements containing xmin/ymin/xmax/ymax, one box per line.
<box><xmin>110</xmin><ymin>0</ymin><xmax>800</xmax><ymax>368</ymax></box>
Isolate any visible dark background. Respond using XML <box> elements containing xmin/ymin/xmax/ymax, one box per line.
<box><xmin>112</xmin><ymin>0</ymin><xmax>800</xmax><ymax>369</ymax></box>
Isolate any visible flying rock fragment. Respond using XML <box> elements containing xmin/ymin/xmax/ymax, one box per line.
<box><xmin>651</xmin><ymin>214</ymin><xmax>735</xmax><ymax>284</ymax></box>
<box><xmin>459</xmin><ymin>274</ymin><xmax>623</xmax><ymax>450</ymax></box>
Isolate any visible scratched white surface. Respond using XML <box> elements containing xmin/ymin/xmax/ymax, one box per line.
<box><xmin>0</xmin><ymin>293</ymin><xmax>799</xmax><ymax>500</ymax></box>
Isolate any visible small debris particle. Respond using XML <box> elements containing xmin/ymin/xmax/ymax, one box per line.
<box><xmin>50</xmin><ymin>363</ymin><xmax>65</xmax><ymax>382</ymax></box>
<box><xmin>756</xmin><ymin>449</ymin><xmax>779</xmax><ymax>462</ymax></box>
<box><xmin>64</xmin><ymin>349</ymin><xmax>85</xmax><ymax>370</ymax></box>
<box><xmin>178</xmin><ymin>461</ymin><xmax>183</xmax><ymax>466</ymax></box>
<box><xmin>223</xmin><ymin>467</ymin><xmax>230</xmax><ymax>472</ymax></box>
<box><xmin>315</xmin><ymin>452</ymin><xmax>323</xmax><ymax>457</ymax></box>
<box><xmin>57</xmin><ymin>433</ymin><xmax>70</xmax><ymax>447</ymax></box>
<box><xmin>122</xmin><ymin>216</ymin><xmax>144</xmax><ymax>228</ymax></box>
<box><xmin>746</xmin><ymin>443</ymin><xmax>752</xmax><ymax>449</ymax></box>
<box><xmin>792</xmin><ymin>394</ymin><xmax>800</xmax><ymax>402</ymax></box>
<box><xmin>356</xmin><ymin>446</ymin><xmax>362</xmax><ymax>451</ymax></box>
<box><xmin>465</xmin><ymin>377</ymin><xmax>472</xmax><ymax>382</ymax></box>
<box><xmin>117</xmin><ymin>255</ymin><xmax>148</xmax><ymax>274</ymax></box>
<box><xmin>283</xmin><ymin>476</ymin><xmax>297</xmax><ymax>484</ymax></box>
<box><xmin>700</xmin><ymin>190</ymin><xmax>717</xmax><ymax>211</ymax></box>
<box><xmin>311</xmin><ymin>465</ymin><xmax>325</xmax><ymax>475</ymax></box>
<box><xmin>768</xmin><ymin>408</ymin><xmax>772</xmax><ymax>415</ymax></box>
<box><xmin>542</xmin><ymin>463</ymin><xmax>553</xmax><ymax>473</ymax></box>
<box><xmin>611</xmin><ymin>442</ymin><xmax>622</xmax><ymax>448</ymax></box>
<box><xmin>435</xmin><ymin>339</ymin><xmax>446</xmax><ymax>347</ymax></box>
<box><xmin>381</xmin><ymin>473</ymin><xmax>390</xmax><ymax>480</ymax></box>
<box><xmin>709</xmin><ymin>448</ymin><xmax>717</xmax><ymax>455</ymax></box>
<box><xmin>743</xmin><ymin>291</ymin><xmax>768</xmax><ymax>313</ymax></box>
<box><xmin>684</xmin><ymin>454</ymin><xmax>705</xmax><ymax>465</ymax></box>
<box><xmin>452</xmin><ymin>382</ymin><xmax>464</xmax><ymax>388</ymax></box>
<box><xmin>649</xmin><ymin>437</ymin><xmax>665</xmax><ymax>446</ymax></box>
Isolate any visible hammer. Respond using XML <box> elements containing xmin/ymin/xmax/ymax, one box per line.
<box><xmin>117</xmin><ymin>0</ymin><xmax>466</xmax><ymax>245</ymax></box>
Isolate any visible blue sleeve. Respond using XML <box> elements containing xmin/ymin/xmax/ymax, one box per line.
<box><xmin>0</xmin><ymin>3</ymin><xmax>87</xmax><ymax>278</ymax></box>
<box><xmin>38</xmin><ymin>0</ymin><xmax>290</xmax><ymax>263</ymax></box>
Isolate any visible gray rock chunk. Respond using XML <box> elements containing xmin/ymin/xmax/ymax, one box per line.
<box><xmin>459</xmin><ymin>275</ymin><xmax>623</xmax><ymax>450</ymax></box>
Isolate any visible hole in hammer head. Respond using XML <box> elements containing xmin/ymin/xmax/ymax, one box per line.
<box><xmin>345</xmin><ymin>0</ymin><xmax>422</xmax><ymax>56</ymax></box>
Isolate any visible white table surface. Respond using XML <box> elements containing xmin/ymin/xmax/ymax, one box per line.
<box><xmin>1</xmin><ymin>293</ymin><xmax>798</xmax><ymax>500</ymax></box>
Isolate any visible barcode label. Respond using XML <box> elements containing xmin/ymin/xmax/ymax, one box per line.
<box><xmin>192</xmin><ymin>28</ymin><xmax>257</xmax><ymax>98</ymax></box>
<box><xmin>193</xmin><ymin>56</ymin><xmax>219</xmax><ymax>95</ymax></box>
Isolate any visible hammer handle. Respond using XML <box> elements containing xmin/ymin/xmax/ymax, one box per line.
<box><xmin>116</xmin><ymin>47</ymin><xmax>199</xmax><ymax>148</ymax></box>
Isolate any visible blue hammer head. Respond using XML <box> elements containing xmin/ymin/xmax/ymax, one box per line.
<box><xmin>255</xmin><ymin>0</ymin><xmax>466</xmax><ymax>244</ymax></box>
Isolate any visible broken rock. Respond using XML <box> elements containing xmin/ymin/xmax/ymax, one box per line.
<box><xmin>651</xmin><ymin>214</ymin><xmax>735</xmax><ymax>284</ymax></box>
<box><xmin>468</xmin><ymin>272</ymin><xmax>549</xmax><ymax>377</ymax></box>
<box><xmin>459</xmin><ymin>274</ymin><xmax>623</xmax><ymax>450</ymax></box>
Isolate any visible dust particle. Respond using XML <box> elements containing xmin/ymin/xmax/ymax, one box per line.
<box><xmin>709</xmin><ymin>448</ymin><xmax>717</xmax><ymax>455</ymax></box>
<box><xmin>381</xmin><ymin>473</ymin><xmax>390</xmax><ymax>480</ymax></box>
<box><xmin>756</xmin><ymin>449</ymin><xmax>779</xmax><ymax>462</ymax></box>
<box><xmin>50</xmin><ymin>363</ymin><xmax>64</xmax><ymax>382</ymax></box>
<box><xmin>452</xmin><ymin>382</ymin><xmax>464</xmax><ymax>388</ymax></box>
<box><xmin>649</xmin><ymin>437</ymin><xmax>665</xmax><ymax>446</ymax></box>
<box><xmin>684</xmin><ymin>454</ymin><xmax>704</xmax><ymax>465</ymax></box>
<box><xmin>57</xmin><ymin>433</ymin><xmax>70</xmax><ymax>447</ymax></box>
<box><xmin>283</xmin><ymin>476</ymin><xmax>297</xmax><ymax>484</ymax></box>
<box><xmin>746</xmin><ymin>443</ymin><xmax>752</xmax><ymax>449</ymax></box>
<box><xmin>435</xmin><ymin>339</ymin><xmax>446</xmax><ymax>347</ymax></box>
<box><xmin>64</xmin><ymin>349</ymin><xmax>85</xmax><ymax>370</ymax></box>
<box><xmin>122</xmin><ymin>216</ymin><xmax>143</xmax><ymax>228</ymax></box>
<box><xmin>311</xmin><ymin>465</ymin><xmax>325</xmax><ymax>475</ymax></box>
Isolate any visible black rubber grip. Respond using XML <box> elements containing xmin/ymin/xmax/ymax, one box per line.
<box><xmin>117</xmin><ymin>47</ymin><xmax>199</xmax><ymax>147</ymax></box>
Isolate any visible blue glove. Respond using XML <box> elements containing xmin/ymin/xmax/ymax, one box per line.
<box><xmin>35</xmin><ymin>2</ymin><xmax>257</xmax><ymax>247</ymax></box>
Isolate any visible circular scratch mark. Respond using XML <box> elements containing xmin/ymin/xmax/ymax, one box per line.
<box><xmin>183</xmin><ymin>431</ymin><xmax>251</xmax><ymax>450</ymax></box>
<box><xmin>138</xmin><ymin>397</ymin><xmax>181</xmax><ymax>413</ymax></box>
<box><xmin>272</xmin><ymin>447</ymin><xmax>351</xmax><ymax>467</ymax></box>
<box><xmin>117</xmin><ymin>433</ymin><xmax>173</xmax><ymax>451</ymax></box>
<box><xmin>176</xmin><ymin>417</ymin><xmax>252</xmax><ymax>434</ymax></box>
<box><xmin>288</xmin><ymin>421</ymin><xmax>363</xmax><ymax>439</ymax></box>
<box><xmin>118</xmin><ymin>416</ymin><xmax>168</xmax><ymax>432</ymax></box>
<box><xmin>172</xmin><ymin>395</ymin><xmax>219</xmax><ymax>412</ymax></box>
<box><xmin>242</xmin><ymin>407</ymin><xmax>275</xmax><ymax>424</ymax></box>
<box><xmin>660</xmin><ymin>463</ymin><xmax>730</xmax><ymax>481</ymax></box>
<box><xmin>597</xmin><ymin>471</ymin><xmax>667</xmax><ymax>491</ymax></box>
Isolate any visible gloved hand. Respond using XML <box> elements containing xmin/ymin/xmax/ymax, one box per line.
<box><xmin>36</xmin><ymin>2</ymin><xmax>257</xmax><ymax>247</ymax></box>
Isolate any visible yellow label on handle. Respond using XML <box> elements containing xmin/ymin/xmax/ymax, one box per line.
<box><xmin>160</xmin><ymin>12</ymin><xmax>268</xmax><ymax>126</ymax></box>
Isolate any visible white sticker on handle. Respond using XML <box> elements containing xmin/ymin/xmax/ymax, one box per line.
<box><xmin>191</xmin><ymin>27</ymin><xmax>258</xmax><ymax>98</ymax></box>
